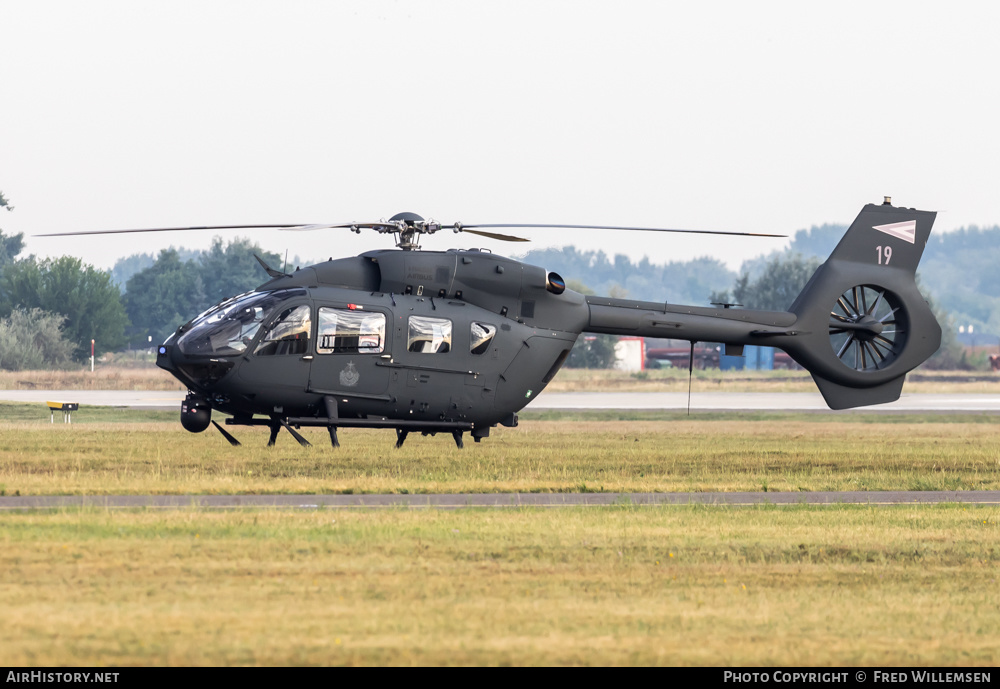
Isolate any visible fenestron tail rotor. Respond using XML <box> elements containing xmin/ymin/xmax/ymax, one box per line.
<box><xmin>828</xmin><ymin>284</ymin><xmax>906</xmax><ymax>372</ymax></box>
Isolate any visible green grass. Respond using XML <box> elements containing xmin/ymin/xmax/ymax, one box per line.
<box><xmin>0</xmin><ymin>505</ymin><xmax>997</xmax><ymax>666</ymax></box>
<box><xmin>2</xmin><ymin>410</ymin><xmax>999</xmax><ymax>495</ymax></box>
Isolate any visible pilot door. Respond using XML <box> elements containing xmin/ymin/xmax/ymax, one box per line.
<box><xmin>308</xmin><ymin>305</ymin><xmax>392</xmax><ymax>397</ymax></box>
<box><xmin>236</xmin><ymin>301</ymin><xmax>314</xmax><ymax>408</ymax></box>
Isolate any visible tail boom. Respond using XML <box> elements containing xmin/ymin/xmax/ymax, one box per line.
<box><xmin>585</xmin><ymin>297</ymin><xmax>798</xmax><ymax>345</ymax></box>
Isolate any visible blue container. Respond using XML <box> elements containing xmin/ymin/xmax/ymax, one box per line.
<box><xmin>718</xmin><ymin>345</ymin><xmax>775</xmax><ymax>370</ymax></box>
<box><xmin>719</xmin><ymin>347</ymin><xmax>744</xmax><ymax>370</ymax></box>
<box><xmin>744</xmin><ymin>345</ymin><xmax>775</xmax><ymax>371</ymax></box>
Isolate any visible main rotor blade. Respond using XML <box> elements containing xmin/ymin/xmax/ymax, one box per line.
<box><xmin>36</xmin><ymin>220</ymin><xmax>786</xmax><ymax>240</ymax></box>
<box><xmin>278</xmin><ymin>222</ymin><xmax>400</xmax><ymax>232</ymax></box>
<box><xmin>35</xmin><ymin>224</ymin><xmax>313</xmax><ymax>237</ymax></box>
<box><xmin>460</xmin><ymin>223</ymin><xmax>786</xmax><ymax>238</ymax></box>
<box><xmin>461</xmin><ymin>228</ymin><xmax>531</xmax><ymax>242</ymax></box>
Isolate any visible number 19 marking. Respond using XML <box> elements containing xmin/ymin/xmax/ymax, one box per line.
<box><xmin>876</xmin><ymin>245</ymin><xmax>892</xmax><ymax>265</ymax></box>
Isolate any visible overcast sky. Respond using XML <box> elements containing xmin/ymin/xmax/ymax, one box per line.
<box><xmin>2</xmin><ymin>0</ymin><xmax>999</xmax><ymax>274</ymax></box>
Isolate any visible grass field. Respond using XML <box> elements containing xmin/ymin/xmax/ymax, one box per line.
<box><xmin>2</xmin><ymin>399</ymin><xmax>998</xmax><ymax>666</ymax></box>
<box><xmin>1</xmin><ymin>505</ymin><xmax>997</xmax><ymax>666</ymax></box>
<box><xmin>1</xmin><ymin>404</ymin><xmax>999</xmax><ymax>495</ymax></box>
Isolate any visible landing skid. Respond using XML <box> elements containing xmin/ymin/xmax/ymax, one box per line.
<box><xmin>220</xmin><ymin>415</ymin><xmax>480</xmax><ymax>449</ymax></box>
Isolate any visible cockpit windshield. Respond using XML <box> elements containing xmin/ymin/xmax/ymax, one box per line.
<box><xmin>176</xmin><ymin>289</ymin><xmax>306</xmax><ymax>357</ymax></box>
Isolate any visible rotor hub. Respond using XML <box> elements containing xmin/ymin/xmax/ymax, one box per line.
<box><xmin>850</xmin><ymin>314</ymin><xmax>884</xmax><ymax>342</ymax></box>
<box><xmin>384</xmin><ymin>212</ymin><xmax>443</xmax><ymax>250</ymax></box>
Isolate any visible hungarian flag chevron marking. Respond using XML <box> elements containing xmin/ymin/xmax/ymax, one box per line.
<box><xmin>872</xmin><ymin>220</ymin><xmax>917</xmax><ymax>244</ymax></box>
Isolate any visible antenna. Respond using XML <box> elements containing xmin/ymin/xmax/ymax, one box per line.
<box><xmin>687</xmin><ymin>341</ymin><xmax>695</xmax><ymax>416</ymax></box>
<box><xmin>283</xmin><ymin>249</ymin><xmax>288</xmax><ymax>275</ymax></box>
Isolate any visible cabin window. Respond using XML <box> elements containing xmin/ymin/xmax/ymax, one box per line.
<box><xmin>317</xmin><ymin>308</ymin><xmax>385</xmax><ymax>354</ymax></box>
<box><xmin>407</xmin><ymin>316</ymin><xmax>452</xmax><ymax>353</ymax></box>
<box><xmin>470</xmin><ymin>322</ymin><xmax>497</xmax><ymax>355</ymax></box>
<box><xmin>254</xmin><ymin>305</ymin><xmax>311</xmax><ymax>356</ymax></box>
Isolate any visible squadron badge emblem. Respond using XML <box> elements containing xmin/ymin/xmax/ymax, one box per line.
<box><xmin>339</xmin><ymin>361</ymin><xmax>360</xmax><ymax>387</ymax></box>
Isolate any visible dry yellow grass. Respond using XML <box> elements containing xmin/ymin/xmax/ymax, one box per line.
<box><xmin>0</xmin><ymin>366</ymin><xmax>183</xmax><ymax>391</ymax></box>
<box><xmin>0</xmin><ymin>506</ymin><xmax>996</xmax><ymax>666</ymax></box>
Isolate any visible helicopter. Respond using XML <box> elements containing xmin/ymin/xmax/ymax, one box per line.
<box><xmin>39</xmin><ymin>197</ymin><xmax>941</xmax><ymax>449</ymax></box>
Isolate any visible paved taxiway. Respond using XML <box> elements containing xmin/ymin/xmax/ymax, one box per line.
<box><xmin>2</xmin><ymin>491</ymin><xmax>999</xmax><ymax>510</ymax></box>
<box><xmin>3</xmin><ymin>390</ymin><xmax>1000</xmax><ymax>412</ymax></box>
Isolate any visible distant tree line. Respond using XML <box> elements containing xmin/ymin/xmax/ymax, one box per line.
<box><xmin>731</xmin><ymin>223</ymin><xmax>984</xmax><ymax>367</ymax></box>
<box><xmin>0</xmin><ymin>187</ymin><xmax>994</xmax><ymax>371</ymax></box>
<box><xmin>122</xmin><ymin>238</ymin><xmax>282</xmax><ymax>345</ymax></box>
<box><xmin>0</xmin><ymin>255</ymin><xmax>128</xmax><ymax>360</ymax></box>
<box><xmin>520</xmin><ymin>246</ymin><xmax>736</xmax><ymax>307</ymax></box>
<box><xmin>0</xmin><ymin>191</ymin><xmax>286</xmax><ymax>370</ymax></box>
<box><xmin>540</xmin><ymin>223</ymin><xmax>977</xmax><ymax>369</ymax></box>
<box><xmin>0</xmin><ymin>308</ymin><xmax>76</xmax><ymax>371</ymax></box>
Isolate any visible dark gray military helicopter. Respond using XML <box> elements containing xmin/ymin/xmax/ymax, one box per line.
<box><xmin>41</xmin><ymin>198</ymin><xmax>941</xmax><ymax>448</ymax></box>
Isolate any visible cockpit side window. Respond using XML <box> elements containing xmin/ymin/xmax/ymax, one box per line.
<box><xmin>470</xmin><ymin>322</ymin><xmax>497</xmax><ymax>355</ymax></box>
<box><xmin>408</xmin><ymin>316</ymin><xmax>452</xmax><ymax>353</ymax></box>
<box><xmin>176</xmin><ymin>289</ymin><xmax>304</xmax><ymax>357</ymax></box>
<box><xmin>317</xmin><ymin>308</ymin><xmax>385</xmax><ymax>354</ymax></box>
<box><xmin>254</xmin><ymin>304</ymin><xmax>311</xmax><ymax>356</ymax></box>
